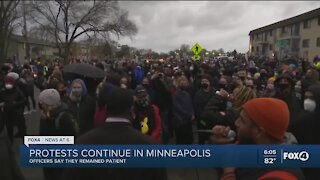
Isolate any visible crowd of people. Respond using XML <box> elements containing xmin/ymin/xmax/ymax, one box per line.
<box><xmin>0</xmin><ymin>54</ymin><xmax>320</xmax><ymax>180</ymax></box>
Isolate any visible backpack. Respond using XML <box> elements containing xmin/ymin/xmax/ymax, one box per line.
<box><xmin>54</xmin><ymin>111</ymin><xmax>80</xmax><ymax>136</ymax></box>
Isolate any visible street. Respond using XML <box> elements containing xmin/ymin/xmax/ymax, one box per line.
<box><xmin>12</xmin><ymin>87</ymin><xmax>218</xmax><ymax>180</ymax></box>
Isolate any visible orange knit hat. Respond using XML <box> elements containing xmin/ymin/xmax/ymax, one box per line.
<box><xmin>242</xmin><ymin>98</ymin><xmax>289</xmax><ymax>141</ymax></box>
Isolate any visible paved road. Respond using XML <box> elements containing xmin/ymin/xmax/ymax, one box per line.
<box><xmin>12</xmin><ymin>87</ymin><xmax>218</xmax><ymax>180</ymax></box>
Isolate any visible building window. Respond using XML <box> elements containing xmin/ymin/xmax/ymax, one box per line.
<box><xmin>281</xmin><ymin>27</ymin><xmax>286</xmax><ymax>33</ymax></box>
<box><xmin>269</xmin><ymin>30</ymin><xmax>272</xmax><ymax>36</ymax></box>
<box><xmin>256</xmin><ymin>46</ymin><xmax>259</xmax><ymax>52</ymax></box>
<box><xmin>292</xmin><ymin>39</ymin><xmax>300</xmax><ymax>51</ymax></box>
<box><xmin>252</xmin><ymin>35</ymin><xmax>254</xmax><ymax>40</ymax></box>
<box><xmin>318</xmin><ymin>16</ymin><xmax>320</xmax><ymax>25</ymax></box>
<box><xmin>251</xmin><ymin>46</ymin><xmax>254</xmax><ymax>52</ymax></box>
<box><xmin>302</xmin><ymin>39</ymin><xmax>309</xmax><ymax>48</ymax></box>
<box><xmin>269</xmin><ymin>44</ymin><xmax>273</xmax><ymax>51</ymax></box>
<box><xmin>317</xmin><ymin>37</ymin><xmax>320</xmax><ymax>47</ymax></box>
<box><xmin>303</xmin><ymin>20</ymin><xmax>311</xmax><ymax>29</ymax></box>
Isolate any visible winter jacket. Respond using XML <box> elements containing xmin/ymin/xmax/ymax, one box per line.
<box><xmin>289</xmin><ymin>84</ymin><xmax>320</xmax><ymax>180</ymax></box>
<box><xmin>193</xmin><ymin>89</ymin><xmax>216</xmax><ymax>120</ymax></box>
<box><xmin>39</xmin><ymin>103</ymin><xmax>78</xmax><ymax>136</ymax></box>
<box><xmin>0</xmin><ymin>129</ymin><xmax>25</xmax><ymax>180</ymax></box>
<box><xmin>172</xmin><ymin>89</ymin><xmax>194</xmax><ymax>128</ymax></box>
<box><xmin>134</xmin><ymin>105</ymin><xmax>162</xmax><ymax>144</ymax></box>
<box><xmin>64</xmin><ymin>79</ymin><xmax>95</xmax><ymax>135</ymax></box>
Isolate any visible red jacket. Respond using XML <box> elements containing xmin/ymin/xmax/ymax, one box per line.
<box><xmin>136</xmin><ymin>105</ymin><xmax>162</xmax><ymax>144</ymax></box>
<box><xmin>94</xmin><ymin>104</ymin><xmax>107</xmax><ymax>127</ymax></box>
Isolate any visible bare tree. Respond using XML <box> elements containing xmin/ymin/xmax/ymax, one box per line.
<box><xmin>27</xmin><ymin>0</ymin><xmax>137</xmax><ymax>63</ymax></box>
<box><xmin>0</xmin><ymin>1</ymin><xmax>21</xmax><ymax>65</ymax></box>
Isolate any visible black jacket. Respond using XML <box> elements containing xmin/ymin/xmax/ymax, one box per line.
<box><xmin>62</xmin><ymin>122</ymin><xmax>167</xmax><ymax>180</ymax></box>
<box><xmin>39</xmin><ymin>103</ymin><xmax>78</xmax><ymax>136</ymax></box>
<box><xmin>172</xmin><ymin>89</ymin><xmax>194</xmax><ymax>127</ymax></box>
<box><xmin>0</xmin><ymin>87</ymin><xmax>26</xmax><ymax>125</ymax></box>
<box><xmin>64</xmin><ymin>95</ymin><xmax>95</xmax><ymax>136</ymax></box>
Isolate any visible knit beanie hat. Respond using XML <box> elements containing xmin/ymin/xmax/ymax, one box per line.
<box><xmin>39</xmin><ymin>89</ymin><xmax>61</xmax><ymax>106</ymax></box>
<box><xmin>7</xmin><ymin>72</ymin><xmax>19</xmax><ymax>80</ymax></box>
<box><xmin>4</xmin><ymin>76</ymin><xmax>16</xmax><ymax>86</ymax></box>
<box><xmin>242</xmin><ymin>98</ymin><xmax>289</xmax><ymax>141</ymax></box>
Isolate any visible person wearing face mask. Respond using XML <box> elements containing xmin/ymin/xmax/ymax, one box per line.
<box><xmin>0</xmin><ymin>76</ymin><xmax>26</xmax><ymax>143</ymax></box>
<box><xmin>290</xmin><ymin>84</ymin><xmax>320</xmax><ymax>180</ymax></box>
<box><xmin>172</xmin><ymin>75</ymin><xmax>194</xmax><ymax>144</ymax></box>
<box><xmin>64</xmin><ymin>79</ymin><xmax>95</xmax><ymax>136</ymax></box>
<box><xmin>273</xmin><ymin>73</ymin><xmax>302</xmax><ymax>124</ymax></box>
<box><xmin>194</xmin><ymin>75</ymin><xmax>216</xmax><ymax>144</ymax></box>
<box><xmin>133</xmin><ymin>86</ymin><xmax>162</xmax><ymax>144</ymax></box>
<box><xmin>261</xmin><ymin>77</ymin><xmax>276</xmax><ymax>97</ymax></box>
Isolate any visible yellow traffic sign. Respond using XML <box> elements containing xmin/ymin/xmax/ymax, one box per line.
<box><xmin>192</xmin><ymin>43</ymin><xmax>202</xmax><ymax>55</ymax></box>
<box><xmin>193</xmin><ymin>54</ymin><xmax>200</xmax><ymax>61</ymax></box>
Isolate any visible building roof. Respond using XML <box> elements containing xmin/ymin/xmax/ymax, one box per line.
<box><xmin>10</xmin><ymin>34</ymin><xmax>56</xmax><ymax>47</ymax></box>
<box><xmin>249</xmin><ymin>8</ymin><xmax>320</xmax><ymax>35</ymax></box>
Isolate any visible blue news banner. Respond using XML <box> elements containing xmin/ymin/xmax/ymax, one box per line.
<box><xmin>20</xmin><ymin>145</ymin><xmax>320</xmax><ymax>168</ymax></box>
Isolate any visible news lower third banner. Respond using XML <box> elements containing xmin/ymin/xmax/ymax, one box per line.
<box><xmin>21</xmin><ymin>136</ymin><xmax>320</xmax><ymax>168</ymax></box>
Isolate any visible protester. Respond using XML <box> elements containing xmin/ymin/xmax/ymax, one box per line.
<box><xmin>194</xmin><ymin>74</ymin><xmax>216</xmax><ymax>144</ymax></box>
<box><xmin>64</xmin><ymin>79</ymin><xmax>95</xmax><ymax>136</ymax></box>
<box><xmin>151</xmin><ymin>70</ymin><xmax>173</xmax><ymax>144</ymax></box>
<box><xmin>273</xmin><ymin>73</ymin><xmax>302</xmax><ymax>123</ymax></box>
<box><xmin>20</xmin><ymin>66</ymin><xmax>36</xmax><ymax>112</ymax></box>
<box><xmin>0</xmin><ymin>122</ymin><xmax>25</xmax><ymax>180</ymax></box>
<box><xmin>230</xmin><ymin>85</ymin><xmax>257</xmax><ymax>112</ymax></box>
<box><xmin>62</xmin><ymin>88</ymin><xmax>167</xmax><ymax>180</ymax></box>
<box><xmin>39</xmin><ymin>89</ymin><xmax>78</xmax><ymax>180</ymax></box>
<box><xmin>210</xmin><ymin>98</ymin><xmax>305</xmax><ymax>180</ymax></box>
<box><xmin>290</xmin><ymin>84</ymin><xmax>320</xmax><ymax>180</ymax></box>
<box><xmin>0</xmin><ymin>76</ymin><xmax>26</xmax><ymax>143</ymax></box>
<box><xmin>172</xmin><ymin>75</ymin><xmax>194</xmax><ymax>144</ymax></box>
<box><xmin>133</xmin><ymin>85</ymin><xmax>162</xmax><ymax>143</ymax></box>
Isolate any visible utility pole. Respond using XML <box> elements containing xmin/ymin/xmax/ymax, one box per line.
<box><xmin>22</xmin><ymin>0</ymin><xmax>30</xmax><ymax>62</ymax></box>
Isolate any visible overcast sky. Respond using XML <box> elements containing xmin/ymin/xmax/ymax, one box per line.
<box><xmin>117</xmin><ymin>1</ymin><xmax>320</xmax><ymax>53</ymax></box>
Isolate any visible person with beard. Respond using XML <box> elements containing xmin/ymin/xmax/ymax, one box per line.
<box><xmin>210</xmin><ymin>98</ymin><xmax>305</xmax><ymax>180</ymax></box>
<box><xmin>64</xmin><ymin>79</ymin><xmax>95</xmax><ymax>136</ymax></box>
<box><xmin>172</xmin><ymin>75</ymin><xmax>194</xmax><ymax>144</ymax></box>
<box><xmin>0</xmin><ymin>76</ymin><xmax>26</xmax><ymax>143</ymax></box>
<box><xmin>39</xmin><ymin>89</ymin><xmax>78</xmax><ymax>180</ymax></box>
<box><xmin>194</xmin><ymin>75</ymin><xmax>216</xmax><ymax>144</ymax></box>
<box><xmin>133</xmin><ymin>85</ymin><xmax>162</xmax><ymax>144</ymax></box>
<box><xmin>237</xmin><ymin>69</ymin><xmax>247</xmax><ymax>82</ymax></box>
<box><xmin>290</xmin><ymin>84</ymin><xmax>320</xmax><ymax>180</ymax></box>
<box><xmin>273</xmin><ymin>73</ymin><xmax>302</xmax><ymax>124</ymax></box>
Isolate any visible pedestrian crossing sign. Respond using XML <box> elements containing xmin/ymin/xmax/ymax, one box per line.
<box><xmin>192</xmin><ymin>43</ymin><xmax>202</xmax><ymax>55</ymax></box>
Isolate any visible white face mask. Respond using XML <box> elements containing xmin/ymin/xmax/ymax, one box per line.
<box><xmin>266</xmin><ymin>83</ymin><xmax>274</xmax><ymax>90</ymax></box>
<box><xmin>304</xmin><ymin>99</ymin><xmax>316</xmax><ymax>112</ymax></box>
<box><xmin>5</xmin><ymin>84</ymin><xmax>13</xmax><ymax>89</ymax></box>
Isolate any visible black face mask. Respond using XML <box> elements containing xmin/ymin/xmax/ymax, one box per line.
<box><xmin>59</xmin><ymin>90</ymin><xmax>66</xmax><ymax>96</ymax></box>
<box><xmin>278</xmin><ymin>84</ymin><xmax>290</xmax><ymax>90</ymax></box>
<box><xmin>219</xmin><ymin>84</ymin><xmax>226</xmax><ymax>89</ymax></box>
<box><xmin>201</xmin><ymin>83</ymin><xmax>209</xmax><ymax>89</ymax></box>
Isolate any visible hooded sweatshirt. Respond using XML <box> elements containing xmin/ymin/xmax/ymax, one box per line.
<box><xmin>65</xmin><ymin>79</ymin><xmax>95</xmax><ymax>135</ymax></box>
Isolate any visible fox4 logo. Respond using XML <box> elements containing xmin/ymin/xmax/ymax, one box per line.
<box><xmin>283</xmin><ymin>151</ymin><xmax>309</xmax><ymax>162</ymax></box>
